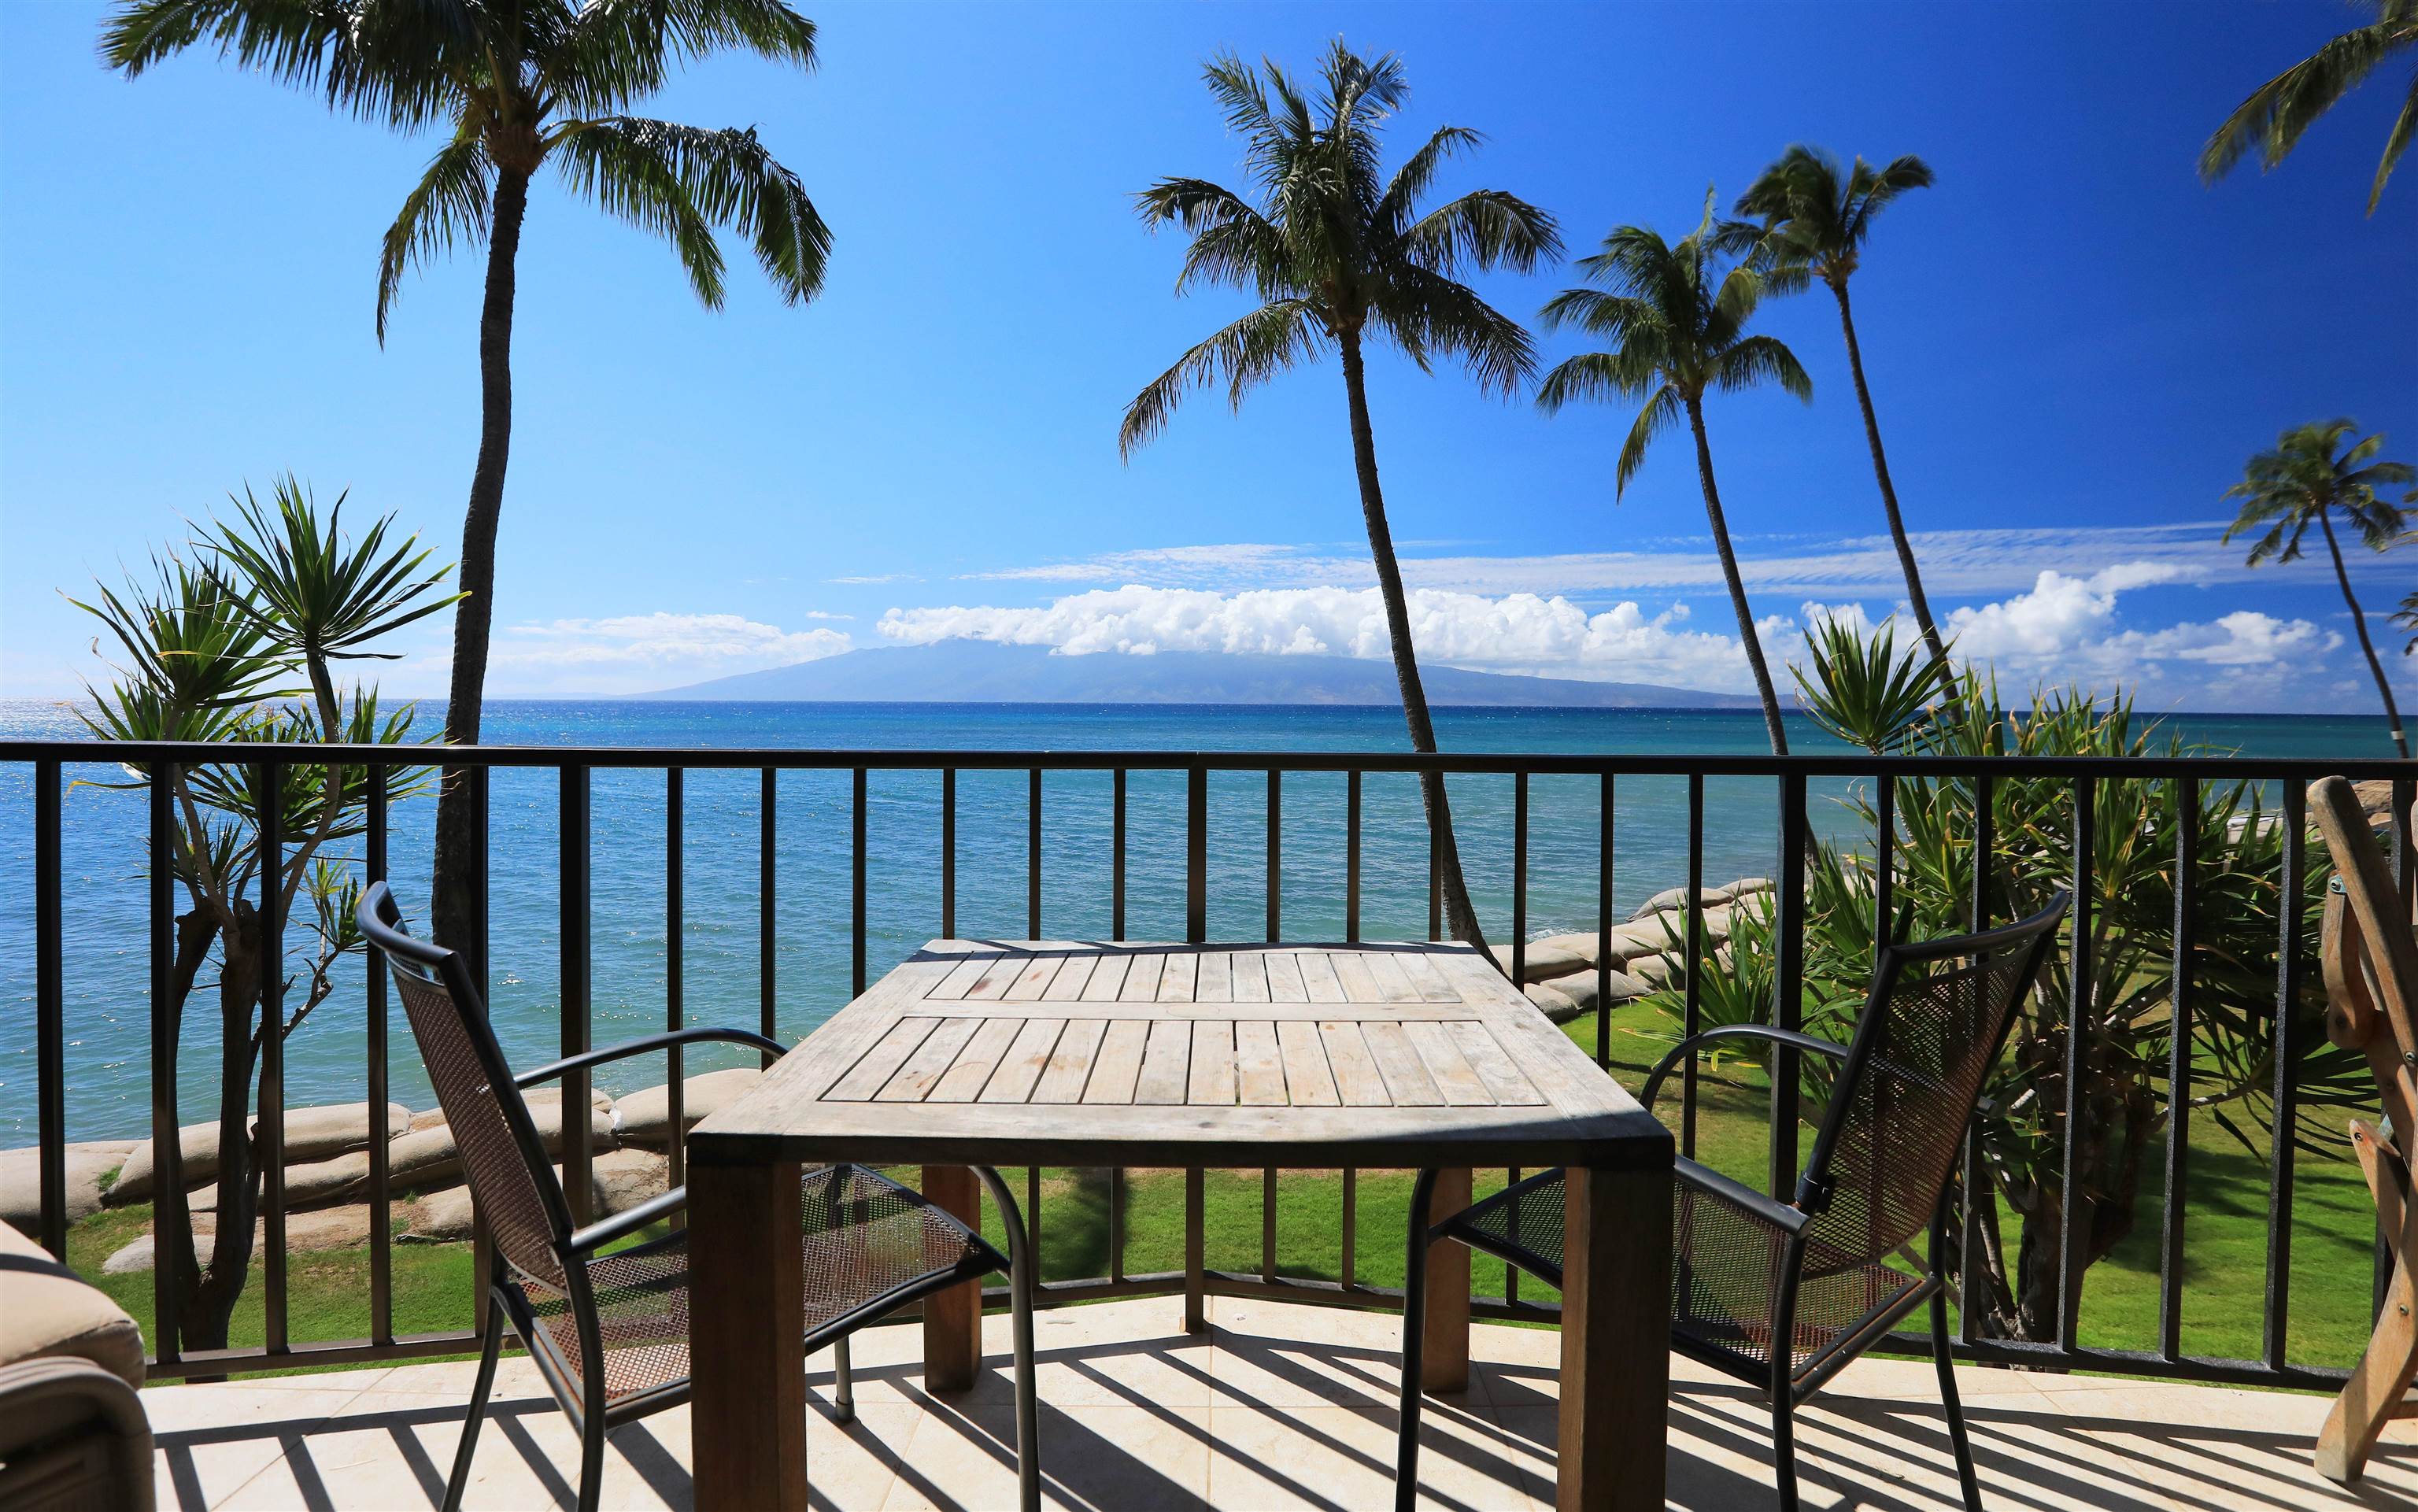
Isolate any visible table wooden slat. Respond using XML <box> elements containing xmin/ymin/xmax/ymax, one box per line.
<box><xmin>1031</xmin><ymin>1018</ymin><xmax>1107</xmax><ymax>1104</ymax></box>
<box><xmin>978</xmin><ymin>1018</ymin><xmax>1065</xmax><ymax>1104</ymax></box>
<box><xmin>1396</xmin><ymin>952</ymin><xmax>1463</xmax><ymax>1004</ymax></box>
<box><xmin>825</xmin><ymin>1017</ymin><xmax>940</xmax><ymax>1102</ymax></box>
<box><xmin>1359</xmin><ymin>1020</ymin><xmax>1443</xmax><ymax>1106</ymax></box>
<box><xmin>930</xmin><ymin>1017</ymin><xmax>1025</xmax><ymax>1101</ymax></box>
<box><xmin>1083</xmin><ymin>1019</ymin><xmax>1151</xmax><ymax>1104</ymax></box>
<box><xmin>1331</xmin><ymin>951</ymin><xmax>1383</xmax><ymax>1004</ymax></box>
<box><xmin>1080</xmin><ymin>956</ymin><xmax>1130</xmax><ymax>1002</ymax></box>
<box><xmin>1275</xmin><ymin>1019</ymin><xmax>1340</xmax><ymax>1106</ymax></box>
<box><xmin>1188</xmin><ymin>1020</ymin><xmax>1237</xmax><ymax>1106</ymax></box>
<box><xmin>1319</xmin><ymin>1020</ymin><xmax>1392</xmax><ymax>1107</ymax></box>
<box><xmin>1135</xmin><ymin>1018</ymin><xmax>1192</xmax><ymax>1104</ymax></box>
<box><xmin>963</xmin><ymin>956</ymin><xmax>1019</xmax><ymax>1001</ymax></box>
<box><xmin>1045</xmin><ymin>955</ymin><xmax>1096</xmax><ymax>1000</ymax></box>
<box><xmin>1232</xmin><ymin>952</ymin><xmax>1270</xmax><ymax>1003</ymax></box>
<box><xmin>1300</xmin><ymin>952</ymin><xmax>1347</xmax><ymax>1004</ymax></box>
<box><xmin>1362</xmin><ymin>952</ymin><xmax>1422</xmax><ymax>1004</ymax></box>
<box><xmin>1403</xmin><ymin>1020</ymin><xmax>1496</xmax><ymax>1107</ymax></box>
<box><xmin>1447</xmin><ymin>1020</ymin><xmax>1546</xmax><ymax>1107</ymax></box>
<box><xmin>1122</xmin><ymin>953</ymin><xmax>1166</xmax><ymax>1004</ymax></box>
<box><xmin>1265</xmin><ymin>952</ymin><xmax>1307</xmax><ymax>1003</ymax></box>
<box><xmin>1160</xmin><ymin>952</ymin><xmax>1198</xmax><ymax>1004</ymax></box>
<box><xmin>876</xmin><ymin>1018</ymin><xmax>982</xmax><ymax>1101</ymax></box>
<box><xmin>1003</xmin><ymin>954</ymin><xmax>1060</xmax><ymax>1002</ymax></box>
<box><xmin>927</xmin><ymin>956</ymin><xmax>989</xmax><ymax>1002</ymax></box>
<box><xmin>1234</xmin><ymin>1020</ymin><xmax>1288</xmax><ymax>1107</ymax></box>
<box><xmin>1196</xmin><ymin>951</ymin><xmax>1233</xmax><ymax>1004</ymax></box>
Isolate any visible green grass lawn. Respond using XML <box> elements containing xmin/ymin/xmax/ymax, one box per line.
<box><xmin>80</xmin><ymin>1000</ymin><xmax>2380</xmax><ymax>1384</ymax></box>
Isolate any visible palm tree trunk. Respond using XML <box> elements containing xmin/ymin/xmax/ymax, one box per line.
<box><xmin>431</xmin><ymin>165</ymin><xmax>531</xmax><ymax>963</ymax></box>
<box><xmin>1833</xmin><ymin>281</ymin><xmax>1954</xmax><ymax>697</ymax></box>
<box><xmin>1338</xmin><ymin>330</ymin><xmax>1490</xmax><ymax>957</ymax></box>
<box><xmin>1684</xmin><ymin>397</ymin><xmax>1788</xmax><ymax>755</ymax></box>
<box><xmin>2320</xmin><ymin>509</ymin><xmax>2410</xmax><ymax>757</ymax></box>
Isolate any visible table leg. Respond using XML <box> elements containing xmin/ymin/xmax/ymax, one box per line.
<box><xmin>1558</xmin><ymin>1163</ymin><xmax>1669</xmax><ymax>1512</ymax></box>
<box><xmin>1420</xmin><ymin>1166</ymin><xmax>1471</xmax><ymax>1393</ymax></box>
<box><xmin>691</xmin><ymin>1159</ymin><xmax>808</xmax><ymax>1512</ymax></box>
<box><xmin>923</xmin><ymin>1163</ymin><xmax>982</xmax><ymax>1391</ymax></box>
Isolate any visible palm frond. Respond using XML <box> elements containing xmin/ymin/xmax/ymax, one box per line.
<box><xmin>1714</xmin><ymin>334</ymin><xmax>1814</xmax><ymax>402</ymax></box>
<box><xmin>1397</xmin><ymin>187</ymin><xmax>1561</xmax><ymax>279</ymax></box>
<box><xmin>1614</xmin><ymin>385</ymin><xmax>1684</xmax><ymax>498</ymax></box>
<box><xmin>1118</xmin><ymin>299</ymin><xmax>1325</xmax><ymax>457</ymax></box>
<box><xmin>375</xmin><ymin>127</ymin><xmax>490</xmax><ymax>343</ymax></box>
<box><xmin>555</xmin><ymin>116</ymin><xmax>728</xmax><ymax>306</ymax></box>
<box><xmin>563</xmin><ymin>116</ymin><xmax>829</xmax><ymax>303</ymax></box>
<box><xmin>1375</xmin><ymin>266</ymin><xmax>1536</xmax><ymax>397</ymax></box>
<box><xmin>2200</xmin><ymin>5</ymin><xmax>2416</xmax><ymax>194</ymax></box>
<box><xmin>1375</xmin><ymin>124</ymin><xmax>1482</xmax><ymax>234</ymax></box>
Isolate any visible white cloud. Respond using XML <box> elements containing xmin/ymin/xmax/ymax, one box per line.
<box><xmin>952</xmin><ymin>522</ymin><xmax>2394</xmax><ymax>600</ymax></box>
<box><xmin>412</xmin><ymin>612</ymin><xmax>853</xmax><ymax>695</ymax></box>
<box><xmin>879</xmin><ymin>585</ymin><xmax>1779</xmax><ymax>692</ymax></box>
<box><xmin>827</xmin><ymin>573</ymin><xmax>922</xmax><ymax>585</ymax></box>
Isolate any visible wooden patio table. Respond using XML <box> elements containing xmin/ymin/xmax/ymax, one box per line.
<box><xmin>687</xmin><ymin>938</ymin><xmax>1673</xmax><ymax>1512</ymax></box>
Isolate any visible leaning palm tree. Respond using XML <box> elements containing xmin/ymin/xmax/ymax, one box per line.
<box><xmin>2200</xmin><ymin>0</ymin><xmax>2418</xmax><ymax>214</ymax></box>
<box><xmin>1736</xmin><ymin>147</ymin><xmax>1954</xmax><ymax>697</ymax></box>
<box><xmin>1536</xmin><ymin>195</ymin><xmax>1810</xmax><ymax>752</ymax></box>
<box><xmin>102</xmin><ymin>0</ymin><xmax>831</xmax><ymax>962</ymax></box>
<box><xmin>1120</xmin><ymin>42</ymin><xmax>1558</xmax><ymax>952</ymax></box>
<box><xmin>2224</xmin><ymin>420</ymin><xmax>2414</xmax><ymax>756</ymax></box>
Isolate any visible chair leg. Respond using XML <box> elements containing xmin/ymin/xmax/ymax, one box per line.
<box><xmin>577</xmin><ymin>1404</ymin><xmax>605</xmax><ymax>1512</ymax></box>
<box><xmin>442</xmin><ymin>1300</ymin><xmax>505</xmax><ymax>1512</ymax></box>
<box><xmin>1395</xmin><ymin>1168</ymin><xmax>1440</xmax><ymax>1512</ymax></box>
<box><xmin>1772</xmin><ymin>1393</ymin><xmax>1799</xmax><ymax>1512</ymax></box>
<box><xmin>974</xmin><ymin>1166</ymin><xmax>1042</xmax><ymax>1512</ymax></box>
<box><xmin>1932</xmin><ymin>1284</ymin><xmax>1983</xmax><ymax>1511</ymax></box>
<box><xmin>832</xmin><ymin>1335</ymin><xmax>856</xmax><ymax>1425</ymax></box>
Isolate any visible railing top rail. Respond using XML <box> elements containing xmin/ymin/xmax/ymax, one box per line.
<box><xmin>2</xmin><ymin>737</ymin><xmax>2410</xmax><ymax>780</ymax></box>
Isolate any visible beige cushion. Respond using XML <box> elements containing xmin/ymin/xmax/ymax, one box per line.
<box><xmin>0</xmin><ymin>1223</ymin><xmax>144</xmax><ymax>1389</ymax></box>
<box><xmin>614</xmin><ymin>1068</ymin><xmax>762</xmax><ymax>1146</ymax></box>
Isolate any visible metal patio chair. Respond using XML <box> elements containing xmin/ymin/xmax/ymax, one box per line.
<box><xmin>1396</xmin><ymin>891</ymin><xmax>2070</xmax><ymax>1512</ymax></box>
<box><xmin>358</xmin><ymin>882</ymin><xmax>1041</xmax><ymax>1512</ymax></box>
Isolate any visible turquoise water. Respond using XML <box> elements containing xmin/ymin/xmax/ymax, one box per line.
<box><xmin>0</xmin><ymin>698</ymin><xmax>2383</xmax><ymax>1142</ymax></box>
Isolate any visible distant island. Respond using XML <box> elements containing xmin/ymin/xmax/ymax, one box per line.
<box><xmin>636</xmin><ymin>640</ymin><xmax>1765</xmax><ymax>708</ymax></box>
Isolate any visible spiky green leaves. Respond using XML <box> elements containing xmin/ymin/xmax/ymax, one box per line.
<box><xmin>1733</xmin><ymin>145</ymin><xmax>1932</xmax><ymax>287</ymax></box>
<box><xmin>1124</xmin><ymin>40</ymin><xmax>1557</xmax><ymax>457</ymax></box>
<box><xmin>196</xmin><ymin>475</ymin><xmax>464</xmax><ymax>665</ymax></box>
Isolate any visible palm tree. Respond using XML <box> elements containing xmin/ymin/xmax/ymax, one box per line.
<box><xmin>2200</xmin><ymin>0</ymin><xmax>2418</xmax><ymax>214</ymax></box>
<box><xmin>102</xmin><ymin>0</ymin><xmax>832</xmax><ymax>962</ymax></box>
<box><xmin>1536</xmin><ymin>195</ymin><xmax>1811</xmax><ymax>752</ymax></box>
<box><xmin>1735</xmin><ymin>147</ymin><xmax>1954</xmax><ymax>697</ymax></box>
<box><xmin>1119</xmin><ymin>42</ymin><xmax>1558</xmax><ymax>952</ymax></box>
<box><xmin>2223</xmin><ymin>420</ymin><xmax>2415</xmax><ymax>756</ymax></box>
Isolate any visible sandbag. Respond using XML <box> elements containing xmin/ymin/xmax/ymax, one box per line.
<box><xmin>614</xmin><ymin>1068</ymin><xmax>761</xmax><ymax>1147</ymax></box>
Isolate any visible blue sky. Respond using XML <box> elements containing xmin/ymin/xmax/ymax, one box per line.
<box><xmin>3</xmin><ymin>1</ymin><xmax>2412</xmax><ymax>712</ymax></box>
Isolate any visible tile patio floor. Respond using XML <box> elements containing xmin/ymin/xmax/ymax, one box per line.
<box><xmin>139</xmin><ymin>1296</ymin><xmax>2414</xmax><ymax>1510</ymax></box>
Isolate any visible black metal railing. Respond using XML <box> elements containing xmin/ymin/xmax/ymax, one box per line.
<box><xmin>4</xmin><ymin>737</ymin><xmax>2409</xmax><ymax>1393</ymax></box>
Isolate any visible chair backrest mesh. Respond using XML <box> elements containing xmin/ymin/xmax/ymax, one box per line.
<box><xmin>1804</xmin><ymin>914</ymin><xmax>2056</xmax><ymax>1269</ymax></box>
<box><xmin>386</xmin><ymin>949</ymin><xmax>569</xmax><ymax>1292</ymax></box>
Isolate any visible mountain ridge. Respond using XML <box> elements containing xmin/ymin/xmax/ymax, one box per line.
<box><xmin>636</xmin><ymin>641</ymin><xmax>1765</xmax><ymax>708</ymax></box>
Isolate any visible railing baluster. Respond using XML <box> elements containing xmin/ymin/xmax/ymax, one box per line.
<box><xmin>1504</xmin><ymin>1166</ymin><xmax>1521</xmax><ymax>1305</ymax></box>
<box><xmin>561</xmin><ymin>765</ymin><xmax>593</xmax><ymax>1229</ymax></box>
<box><xmin>2056</xmin><ymin>778</ymin><xmax>2094</xmax><ymax>1352</ymax></box>
<box><xmin>1186</xmin><ymin>765</ymin><xmax>1207</xmax><ymax>944</ymax></box>
<box><xmin>1027</xmin><ymin>767</ymin><xmax>1042</xmax><ymax>941</ymax></box>
<box><xmin>1110</xmin><ymin>1166</ymin><xmax>1127</xmax><ymax>1284</ymax></box>
<box><xmin>2160</xmin><ymin>774</ymin><xmax>2198</xmax><ymax>1362</ymax></box>
<box><xmin>1261</xmin><ymin>1167</ymin><xmax>1277</xmax><ymax>1283</ymax></box>
<box><xmin>1345</xmin><ymin>771</ymin><xmax>1361</xmax><ymax>943</ymax></box>
<box><xmin>942</xmin><ymin>767</ymin><xmax>957</xmax><ymax>939</ymax></box>
<box><xmin>1340</xmin><ymin>1167</ymin><xmax>1356</xmax><ymax>1288</ymax></box>
<box><xmin>1770</xmin><ymin>774</ymin><xmax>1806</xmax><ymax>1197</ymax></box>
<box><xmin>261</xmin><ymin>760</ymin><xmax>287</xmax><ymax>1354</ymax></box>
<box><xmin>667</xmin><ymin>769</ymin><xmax>685</xmax><ymax>1192</ymax></box>
<box><xmin>2264</xmin><ymin>780</ymin><xmax>2305</xmax><ymax>1371</ymax></box>
<box><xmin>367</xmin><ymin>765</ymin><xmax>391</xmax><ymax>1344</ymax></box>
<box><xmin>1595</xmin><ymin>771</ymin><xmax>1612</xmax><ymax>1071</ymax></box>
<box><xmin>1961</xmin><ymin>773</ymin><xmax>1993</xmax><ymax>1348</ymax></box>
<box><xmin>35</xmin><ymin>758</ymin><xmax>65</xmax><ymax>1259</ymax></box>
<box><xmin>1265</xmin><ymin>771</ymin><xmax>1281</xmax><ymax>943</ymax></box>
<box><xmin>150</xmin><ymin>763</ymin><xmax>183</xmax><ymax>1366</ymax></box>
<box><xmin>760</xmin><ymin>767</ymin><xmax>777</xmax><ymax>1063</ymax></box>
<box><xmin>1874</xmin><ymin>773</ymin><xmax>1895</xmax><ymax>950</ymax></box>
<box><xmin>1429</xmin><ymin>822</ymin><xmax>1441</xmax><ymax>943</ymax></box>
<box><xmin>854</xmin><ymin>767</ymin><xmax>869</xmax><ymax>995</ymax></box>
<box><xmin>1112</xmin><ymin>768</ymin><xmax>1126</xmax><ymax>942</ymax></box>
<box><xmin>1027</xmin><ymin>1165</ymin><xmax>1042</xmax><ymax>1281</ymax></box>
<box><xmin>1683</xmin><ymin>773</ymin><xmax>1704</xmax><ymax>1159</ymax></box>
<box><xmin>1511</xmin><ymin>772</ymin><xmax>1528</xmax><ymax>986</ymax></box>
<box><xmin>468</xmin><ymin>763</ymin><xmax>493</xmax><ymax>1333</ymax></box>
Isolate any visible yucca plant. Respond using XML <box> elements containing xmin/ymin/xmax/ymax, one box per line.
<box><xmin>1684</xmin><ymin>623</ymin><xmax>2356</xmax><ymax>1342</ymax></box>
<box><xmin>102</xmin><ymin>0</ymin><xmax>831</xmax><ymax>966</ymax></box>
<box><xmin>70</xmin><ymin>486</ymin><xmax>445</xmax><ymax>1355</ymax></box>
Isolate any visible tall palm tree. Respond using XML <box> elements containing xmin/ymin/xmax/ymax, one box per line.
<box><xmin>102</xmin><ymin>0</ymin><xmax>832</xmax><ymax>961</ymax></box>
<box><xmin>1536</xmin><ymin>196</ymin><xmax>1811</xmax><ymax>753</ymax></box>
<box><xmin>1119</xmin><ymin>42</ymin><xmax>1558</xmax><ymax>952</ymax></box>
<box><xmin>2224</xmin><ymin>421</ymin><xmax>2414</xmax><ymax>755</ymax></box>
<box><xmin>2200</xmin><ymin>0</ymin><xmax>2418</xmax><ymax>214</ymax></box>
<box><xmin>1735</xmin><ymin>147</ymin><xmax>1954</xmax><ymax>697</ymax></box>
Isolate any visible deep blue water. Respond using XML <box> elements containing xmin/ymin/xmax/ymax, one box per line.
<box><xmin>0</xmin><ymin>699</ymin><xmax>2383</xmax><ymax>1142</ymax></box>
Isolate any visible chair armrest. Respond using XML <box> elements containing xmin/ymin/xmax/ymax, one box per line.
<box><xmin>513</xmin><ymin>1026</ymin><xmax>786</xmax><ymax>1089</ymax></box>
<box><xmin>564</xmin><ymin>1187</ymin><xmax>692</xmax><ymax>1255</ymax></box>
<box><xmin>1677</xmin><ymin>1156</ymin><xmax>1814</xmax><ymax>1237</ymax></box>
<box><xmin>1640</xmin><ymin>1025</ymin><xmax>1848</xmax><ymax>1114</ymax></box>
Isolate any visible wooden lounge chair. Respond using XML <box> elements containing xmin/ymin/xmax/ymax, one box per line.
<box><xmin>358</xmin><ymin>881</ymin><xmax>1042</xmax><ymax>1512</ymax></box>
<box><xmin>1394</xmin><ymin>892</ymin><xmax>2070</xmax><ymax>1512</ymax></box>
<box><xmin>2312</xmin><ymin>774</ymin><xmax>2418</xmax><ymax>1485</ymax></box>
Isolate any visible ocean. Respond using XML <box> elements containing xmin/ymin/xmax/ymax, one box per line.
<box><xmin>0</xmin><ymin>698</ymin><xmax>2382</xmax><ymax>1143</ymax></box>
